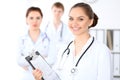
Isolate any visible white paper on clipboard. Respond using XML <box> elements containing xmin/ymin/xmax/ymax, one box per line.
<box><xmin>25</xmin><ymin>51</ymin><xmax>61</xmax><ymax>80</ymax></box>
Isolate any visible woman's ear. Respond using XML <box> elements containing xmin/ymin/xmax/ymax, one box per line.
<box><xmin>89</xmin><ymin>19</ymin><xmax>93</xmax><ymax>27</ymax></box>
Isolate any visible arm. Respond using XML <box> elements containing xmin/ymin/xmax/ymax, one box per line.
<box><xmin>97</xmin><ymin>46</ymin><xmax>112</xmax><ymax>80</ymax></box>
<box><xmin>16</xmin><ymin>37</ymin><xmax>29</xmax><ymax>70</ymax></box>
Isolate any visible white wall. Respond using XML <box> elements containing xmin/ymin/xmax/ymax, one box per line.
<box><xmin>19</xmin><ymin>0</ymin><xmax>120</xmax><ymax>29</ymax></box>
<box><xmin>0</xmin><ymin>0</ymin><xmax>120</xmax><ymax>80</ymax></box>
<box><xmin>90</xmin><ymin>0</ymin><xmax>120</xmax><ymax>29</ymax></box>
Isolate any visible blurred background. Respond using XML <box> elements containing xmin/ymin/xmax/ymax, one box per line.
<box><xmin>0</xmin><ymin>0</ymin><xmax>120</xmax><ymax>80</ymax></box>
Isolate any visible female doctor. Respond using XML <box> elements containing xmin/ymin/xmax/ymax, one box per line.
<box><xmin>17</xmin><ymin>7</ymin><xmax>49</xmax><ymax>80</ymax></box>
<box><xmin>32</xmin><ymin>2</ymin><xmax>112</xmax><ymax>80</ymax></box>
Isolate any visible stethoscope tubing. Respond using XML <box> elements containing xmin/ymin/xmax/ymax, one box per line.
<box><xmin>75</xmin><ymin>37</ymin><xmax>94</xmax><ymax>66</ymax></box>
<box><xmin>62</xmin><ymin>41</ymin><xmax>73</xmax><ymax>57</ymax></box>
<box><xmin>61</xmin><ymin>37</ymin><xmax>94</xmax><ymax>67</ymax></box>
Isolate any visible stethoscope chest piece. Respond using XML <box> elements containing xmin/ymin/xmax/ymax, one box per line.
<box><xmin>71</xmin><ymin>67</ymin><xmax>78</xmax><ymax>74</ymax></box>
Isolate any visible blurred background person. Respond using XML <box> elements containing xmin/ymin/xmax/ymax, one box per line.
<box><xmin>16</xmin><ymin>6</ymin><xmax>49</xmax><ymax>80</ymax></box>
<box><xmin>43</xmin><ymin>2</ymin><xmax>74</xmax><ymax>66</ymax></box>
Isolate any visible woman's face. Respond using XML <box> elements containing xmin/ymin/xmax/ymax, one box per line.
<box><xmin>52</xmin><ymin>6</ymin><xmax>63</xmax><ymax>20</ymax></box>
<box><xmin>26</xmin><ymin>11</ymin><xmax>42</xmax><ymax>30</ymax></box>
<box><xmin>68</xmin><ymin>7</ymin><xmax>93</xmax><ymax>36</ymax></box>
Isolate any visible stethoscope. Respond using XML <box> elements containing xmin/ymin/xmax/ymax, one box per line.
<box><xmin>60</xmin><ymin>37</ymin><xmax>94</xmax><ymax>74</ymax></box>
<box><xmin>45</xmin><ymin>21</ymin><xmax>64</xmax><ymax>41</ymax></box>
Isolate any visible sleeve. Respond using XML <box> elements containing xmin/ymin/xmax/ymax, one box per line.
<box><xmin>16</xmin><ymin>36</ymin><xmax>29</xmax><ymax>67</ymax></box>
<box><xmin>97</xmin><ymin>45</ymin><xmax>112</xmax><ymax>80</ymax></box>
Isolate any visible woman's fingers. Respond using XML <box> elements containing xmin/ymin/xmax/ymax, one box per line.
<box><xmin>32</xmin><ymin>69</ymin><xmax>43</xmax><ymax>80</ymax></box>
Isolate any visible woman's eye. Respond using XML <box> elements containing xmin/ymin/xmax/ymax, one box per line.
<box><xmin>79</xmin><ymin>18</ymin><xmax>84</xmax><ymax>21</ymax></box>
<box><xmin>69</xmin><ymin>17</ymin><xmax>73</xmax><ymax>21</ymax></box>
<box><xmin>30</xmin><ymin>17</ymin><xmax>33</xmax><ymax>20</ymax></box>
<box><xmin>58</xmin><ymin>11</ymin><xmax>62</xmax><ymax>13</ymax></box>
<box><xmin>36</xmin><ymin>17</ymin><xmax>40</xmax><ymax>20</ymax></box>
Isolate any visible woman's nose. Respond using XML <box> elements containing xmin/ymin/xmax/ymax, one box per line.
<box><xmin>72</xmin><ymin>21</ymin><xmax>78</xmax><ymax>27</ymax></box>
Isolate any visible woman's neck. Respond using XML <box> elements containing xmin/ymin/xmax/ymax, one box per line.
<box><xmin>74</xmin><ymin>33</ymin><xmax>90</xmax><ymax>56</ymax></box>
<box><xmin>75</xmin><ymin>33</ymin><xmax>90</xmax><ymax>44</ymax></box>
<box><xmin>29</xmin><ymin>29</ymin><xmax>40</xmax><ymax>42</ymax></box>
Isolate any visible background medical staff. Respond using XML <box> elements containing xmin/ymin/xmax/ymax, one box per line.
<box><xmin>43</xmin><ymin>2</ymin><xmax>74</xmax><ymax>66</ymax></box>
<box><xmin>32</xmin><ymin>2</ymin><xmax>112</xmax><ymax>80</ymax></box>
<box><xmin>17</xmin><ymin>7</ymin><xmax>49</xmax><ymax>80</ymax></box>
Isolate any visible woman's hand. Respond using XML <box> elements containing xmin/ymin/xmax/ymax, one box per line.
<box><xmin>32</xmin><ymin>69</ymin><xmax>43</xmax><ymax>80</ymax></box>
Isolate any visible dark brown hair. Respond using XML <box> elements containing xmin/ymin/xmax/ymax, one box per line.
<box><xmin>70</xmin><ymin>3</ymin><xmax>98</xmax><ymax>28</ymax></box>
<box><xmin>52</xmin><ymin>2</ymin><xmax>64</xmax><ymax>12</ymax></box>
<box><xmin>26</xmin><ymin>6</ymin><xmax>43</xmax><ymax>18</ymax></box>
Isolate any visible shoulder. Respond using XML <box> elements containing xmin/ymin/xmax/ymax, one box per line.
<box><xmin>40</xmin><ymin>20</ymin><xmax>50</xmax><ymax>33</ymax></box>
<box><xmin>62</xmin><ymin>22</ymin><xmax>67</xmax><ymax>26</ymax></box>
<box><xmin>92</xmin><ymin>38</ymin><xmax>111</xmax><ymax>55</ymax></box>
<box><xmin>62</xmin><ymin>22</ymin><xmax>71</xmax><ymax>32</ymax></box>
<box><xmin>40</xmin><ymin>31</ymin><xmax>46</xmax><ymax>37</ymax></box>
<box><xmin>62</xmin><ymin>22</ymin><xmax>68</xmax><ymax>30</ymax></box>
<box><xmin>57</xmin><ymin>44</ymin><xmax>69</xmax><ymax>57</ymax></box>
<box><xmin>18</xmin><ymin>33</ymin><xmax>28</xmax><ymax>39</ymax></box>
<box><xmin>19</xmin><ymin>32</ymin><xmax>28</xmax><ymax>40</ymax></box>
<box><xmin>40</xmin><ymin>31</ymin><xmax>50</xmax><ymax>42</ymax></box>
<box><xmin>89</xmin><ymin>39</ymin><xmax>112</xmax><ymax>64</ymax></box>
<box><xmin>94</xmin><ymin>39</ymin><xmax>109</xmax><ymax>49</ymax></box>
<box><xmin>62</xmin><ymin>22</ymin><xmax>74</xmax><ymax>36</ymax></box>
<box><xmin>17</xmin><ymin>30</ymin><xmax>29</xmax><ymax>43</ymax></box>
<box><xmin>92</xmin><ymin>38</ymin><xmax>112</xmax><ymax>67</ymax></box>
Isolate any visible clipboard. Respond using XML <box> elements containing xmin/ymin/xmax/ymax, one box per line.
<box><xmin>25</xmin><ymin>51</ymin><xmax>61</xmax><ymax>80</ymax></box>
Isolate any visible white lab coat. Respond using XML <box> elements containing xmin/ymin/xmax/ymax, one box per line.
<box><xmin>44</xmin><ymin>21</ymin><xmax>74</xmax><ymax>66</ymax></box>
<box><xmin>16</xmin><ymin>30</ymin><xmax>49</xmax><ymax>80</ymax></box>
<box><xmin>53</xmin><ymin>36</ymin><xmax>112</xmax><ymax>80</ymax></box>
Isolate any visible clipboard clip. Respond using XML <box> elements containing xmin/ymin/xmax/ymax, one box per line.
<box><xmin>25</xmin><ymin>51</ymin><xmax>40</xmax><ymax>70</ymax></box>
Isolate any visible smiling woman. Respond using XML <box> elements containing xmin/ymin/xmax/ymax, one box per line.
<box><xmin>32</xmin><ymin>2</ymin><xmax>112</xmax><ymax>80</ymax></box>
